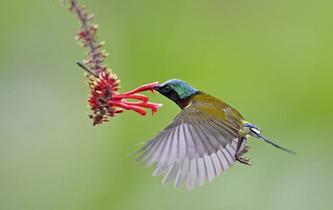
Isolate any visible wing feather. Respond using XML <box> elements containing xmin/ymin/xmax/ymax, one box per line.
<box><xmin>187</xmin><ymin>159</ymin><xmax>197</xmax><ymax>190</ymax></box>
<box><xmin>136</xmin><ymin>104</ymin><xmax>247</xmax><ymax>189</ymax></box>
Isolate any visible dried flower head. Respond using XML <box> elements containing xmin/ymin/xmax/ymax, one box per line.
<box><xmin>65</xmin><ymin>0</ymin><xmax>161</xmax><ymax>125</ymax></box>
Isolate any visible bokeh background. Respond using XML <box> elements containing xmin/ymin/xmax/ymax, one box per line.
<box><xmin>1</xmin><ymin>0</ymin><xmax>333</xmax><ymax>210</ymax></box>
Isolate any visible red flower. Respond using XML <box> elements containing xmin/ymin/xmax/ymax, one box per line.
<box><xmin>87</xmin><ymin>71</ymin><xmax>161</xmax><ymax>125</ymax></box>
<box><xmin>66</xmin><ymin>0</ymin><xmax>161</xmax><ymax>125</ymax></box>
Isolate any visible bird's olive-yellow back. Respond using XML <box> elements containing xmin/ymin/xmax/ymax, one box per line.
<box><xmin>188</xmin><ymin>92</ymin><xmax>244</xmax><ymax>131</ymax></box>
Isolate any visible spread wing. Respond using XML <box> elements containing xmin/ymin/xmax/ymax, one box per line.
<box><xmin>136</xmin><ymin>104</ymin><xmax>247</xmax><ymax>190</ymax></box>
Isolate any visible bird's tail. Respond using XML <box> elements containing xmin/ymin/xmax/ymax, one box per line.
<box><xmin>244</xmin><ymin>123</ymin><xmax>296</xmax><ymax>154</ymax></box>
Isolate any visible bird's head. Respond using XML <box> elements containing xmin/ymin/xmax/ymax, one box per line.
<box><xmin>154</xmin><ymin>79</ymin><xmax>198</xmax><ymax>108</ymax></box>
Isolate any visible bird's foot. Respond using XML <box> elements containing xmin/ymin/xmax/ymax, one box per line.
<box><xmin>235</xmin><ymin>146</ymin><xmax>252</xmax><ymax>166</ymax></box>
<box><xmin>236</xmin><ymin>156</ymin><xmax>252</xmax><ymax>166</ymax></box>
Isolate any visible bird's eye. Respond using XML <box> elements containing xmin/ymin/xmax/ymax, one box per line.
<box><xmin>164</xmin><ymin>85</ymin><xmax>171</xmax><ymax>92</ymax></box>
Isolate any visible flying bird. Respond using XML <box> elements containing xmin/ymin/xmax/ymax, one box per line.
<box><xmin>136</xmin><ymin>79</ymin><xmax>294</xmax><ymax>190</ymax></box>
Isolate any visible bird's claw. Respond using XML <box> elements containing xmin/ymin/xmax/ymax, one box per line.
<box><xmin>235</xmin><ymin>146</ymin><xmax>251</xmax><ymax>166</ymax></box>
<box><xmin>241</xmin><ymin>146</ymin><xmax>250</xmax><ymax>153</ymax></box>
<box><xmin>236</xmin><ymin>156</ymin><xmax>252</xmax><ymax>166</ymax></box>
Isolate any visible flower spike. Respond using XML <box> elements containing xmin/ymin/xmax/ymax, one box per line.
<box><xmin>64</xmin><ymin>0</ymin><xmax>162</xmax><ymax>125</ymax></box>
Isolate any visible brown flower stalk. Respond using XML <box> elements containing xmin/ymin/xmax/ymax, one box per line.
<box><xmin>64</xmin><ymin>0</ymin><xmax>161</xmax><ymax>125</ymax></box>
<box><xmin>68</xmin><ymin>0</ymin><xmax>105</xmax><ymax>75</ymax></box>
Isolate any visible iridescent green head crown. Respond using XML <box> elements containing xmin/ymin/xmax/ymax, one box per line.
<box><xmin>158</xmin><ymin>79</ymin><xmax>198</xmax><ymax>100</ymax></box>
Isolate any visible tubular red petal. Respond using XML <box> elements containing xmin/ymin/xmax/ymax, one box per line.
<box><xmin>109</xmin><ymin>101</ymin><xmax>147</xmax><ymax>116</ymax></box>
<box><xmin>121</xmin><ymin>82</ymin><xmax>159</xmax><ymax>95</ymax></box>
<box><xmin>112</xmin><ymin>94</ymin><xmax>149</xmax><ymax>102</ymax></box>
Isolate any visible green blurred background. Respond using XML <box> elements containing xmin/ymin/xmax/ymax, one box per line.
<box><xmin>1</xmin><ymin>0</ymin><xmax>333</xmax><ymax>210</ymax></box>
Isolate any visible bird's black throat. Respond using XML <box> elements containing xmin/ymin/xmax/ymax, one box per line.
<box><xmin>156</xmin><ymin>87</ymin><xmax>198</xmax><ymax>109</ymax></box>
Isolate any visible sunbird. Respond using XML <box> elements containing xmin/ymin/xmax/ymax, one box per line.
<box><xmin>137</xmin><ymin>79</ymin><xmax>295</xmax><ymax>190</ymax></box>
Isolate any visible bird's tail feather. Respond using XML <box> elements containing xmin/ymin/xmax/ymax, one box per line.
<box><xmin>245</xmin><ymin>123</ymin><xmax>296</xmax><ymax>154</ymax></box>
<box><xmin>256</xmin><ymin>133</ymin><xmax>296</xmax><ymax>154</ymax></box>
